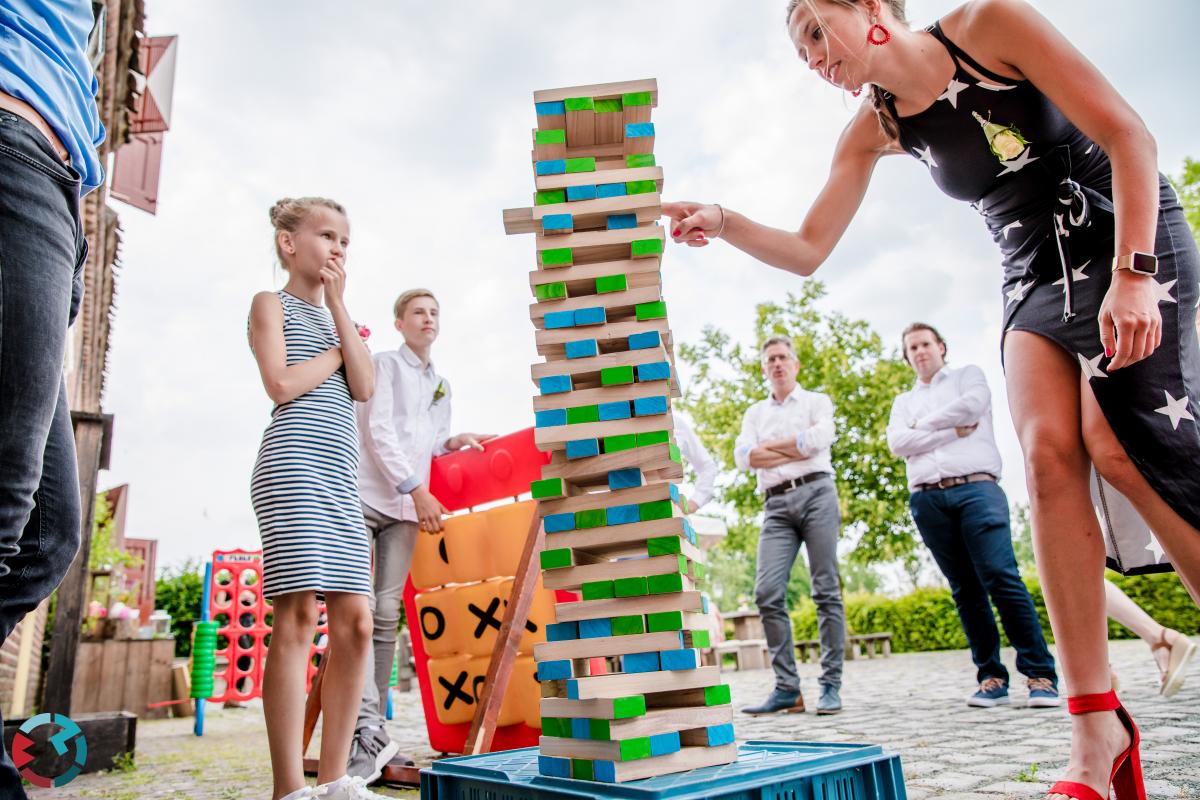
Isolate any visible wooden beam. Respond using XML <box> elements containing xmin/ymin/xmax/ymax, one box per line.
<box><xmin>554</xmin><ymin>592</ymin><xmax>705</xmax><ymax>623</ymax></box>
<box><xmin>533</xmin><ymin>78</ymin><xmax>658</xmax><ymax>105</ymax></box>
<box><xmin>565</xmin><ymin>665</ymin><xmax>720</xmax><ymax>701</ymax></box>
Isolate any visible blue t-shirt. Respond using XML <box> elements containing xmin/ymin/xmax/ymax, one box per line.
<box><xmin>0</xmin><ymin>1</ymin><xmax>105</xmax><ymax>192</ymax></box>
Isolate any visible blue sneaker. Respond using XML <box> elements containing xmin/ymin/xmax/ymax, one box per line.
<box><xmin>1027</xmin><ymin>677</ymin><xmax>1062</xmax><ymax>708</ymax></box>
<box><xmin>741</xmin><ymin>688</ymin><xmax>805</xmax><ymax>715</ymax></box>
<box><xmin>967</xmin><ymin>677</ymin><xmax>1010</xmax><ymax>708</ymax></box>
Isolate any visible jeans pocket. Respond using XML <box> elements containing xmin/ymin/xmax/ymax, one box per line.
<box><xmin>69</xmin><ymin>230</ymin><xmax>89</xmax><ymax>325</ymax></box>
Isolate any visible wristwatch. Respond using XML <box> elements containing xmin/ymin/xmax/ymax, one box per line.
<box><xmin>1111</xmin><ymin>251</ymin><xmax>1158</xmax><ymax>276</ymax></box>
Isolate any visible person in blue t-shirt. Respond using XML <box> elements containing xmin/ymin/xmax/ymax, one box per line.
<box><xmin>0</xmin><ymin>2</ymin><xmax>105</xmax><ymax>796</ymax></box>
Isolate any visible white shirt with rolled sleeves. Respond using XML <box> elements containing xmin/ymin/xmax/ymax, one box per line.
<box><xmin>356</xmin><ymin>344</ymin><xmax>451</xmax><ymax>522</ymax></box>
<box><xmin>673</xmin><ymin>414</ymin><xmax>718</xmax><ymax>509</ymax></box>
<box><xmin>733</xmin><ymin>385</ymin><xmax>836</xmax><ymax>493</ymax></box>
<box><xmin>886</xmin><ymin>365</ymin><xmax>1003</xmax><ymax>492</ymax></box>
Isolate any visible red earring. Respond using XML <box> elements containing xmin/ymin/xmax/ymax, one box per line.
<box><xmin>852</xmin><ymin>87</ymin><xmax>863</xmax><ymax>97</ymax></box>
<box><xmin>867</xmin><ymin>17</ymin><xmax>891</xmax><ymax>45</ymax></box>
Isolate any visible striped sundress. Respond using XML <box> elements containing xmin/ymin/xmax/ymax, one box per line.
<box><xmin>250</xmin><ymin>290</ymin><xmax>371</xmax><ymax>598</ymax></box>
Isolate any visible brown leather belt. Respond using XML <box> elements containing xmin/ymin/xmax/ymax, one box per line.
<box><xmin>0</xmin><ymin>91</ymin><xmax>70</xmax><ymax>161</ymax></box>
<box><xmin>764</xmin><ymin>471</ymin><xmax>831</xmax><ymax>499</ymax></box>
<box><xmin>915</xmin><ymin>472</ymin><xmax>997</xmax><ymax>492</ymax></box>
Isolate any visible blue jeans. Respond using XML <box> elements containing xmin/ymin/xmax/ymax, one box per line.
<box><xmin>0</xmin><ymin>109</ymin><xmax>88</xmax><ymax>800</ymax></box>
<box><xmin>909</xmin><ymin>481</ymin><xmax>1057</xmax><ymax>685</ymax></box>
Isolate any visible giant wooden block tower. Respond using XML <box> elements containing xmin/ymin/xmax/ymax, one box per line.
<box><xmin>503</xmin><ymin>78</ymin><xmax>738</xmax><ymax>783</ymax></box>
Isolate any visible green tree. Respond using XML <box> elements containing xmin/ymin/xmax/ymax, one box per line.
<box><xmin>680</xmin><ymin>282</ymin><xmax>917</xmax><ymax>570</ymax></box>
<box><xmin>156</xmin><ymin>558</ymin><xmax>205</xmax><ymax>657</ymax></box>
<box><xmin>1169</xmin><ymin>157</ymin><xmax>1200</xmax><ymax>246</ymax></box>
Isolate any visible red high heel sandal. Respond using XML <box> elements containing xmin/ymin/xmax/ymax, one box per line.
<box><xmin>1048</xmin><ymin>690</ymin><xmax>1145</xmax><ymax>800</ymax></box>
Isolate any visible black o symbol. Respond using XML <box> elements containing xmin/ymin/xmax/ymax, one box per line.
<box><xmin>421</xmin><ymin>606</ymin><xmax>445</xmax><ymax>640</ymax></box>
<box><xmin>438</xmin><ymin>537</ymin><xmax>449</xmax><ymax>565</ymax></box>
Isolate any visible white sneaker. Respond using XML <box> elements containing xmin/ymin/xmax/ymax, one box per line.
<box><xmin>280</xmin><ymin>788</ymin><xmax>314</xmax><ymax>800</ymax></box>
<box><xmin>314</xmin><ymin>775</ymin><xmax>392</xmax><ymax>799</ymax></box>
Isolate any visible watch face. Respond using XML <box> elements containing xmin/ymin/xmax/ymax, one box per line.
<box><xmin>1130</xmin><ymin>252</ymin><xmax>1158</xmax><ymax>276</ymax></box>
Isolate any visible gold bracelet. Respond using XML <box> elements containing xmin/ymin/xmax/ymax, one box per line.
<box><xmin>713</xmin><ymin>204</ymin><xmax>726</xmax><ymax>238</ymax></box>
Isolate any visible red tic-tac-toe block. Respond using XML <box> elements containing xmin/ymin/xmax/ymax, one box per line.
<box><xmin>428</xmin><ymin>428</ymin><xmax>549</xmax><ymax>511</ymax></box>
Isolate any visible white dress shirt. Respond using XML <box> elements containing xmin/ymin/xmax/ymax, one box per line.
<box><xmin>674</xmin><ymin>414</ymin><xmax>718</xmax><ymax>509</ymax></box>
<box><xmin>357</xmin><ymin>345</ymin><xmax>451</xmax><ymax>522</ymax></box>
<box><xmin>733</xmin><ymin>385</ymin><xmax>836</xmax><ymax>493</ymax></box>
<box><xmin>886</xmin><ymin>365</ymin><xmax>1003</xmax><ymax>491</ymax></box>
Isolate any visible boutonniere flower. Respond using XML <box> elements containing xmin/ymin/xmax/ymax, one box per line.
<box><xmin>430</xmin><ymin>379</ymin><xmax>447</xmax><ymax>408</ymax></box>
<box><xmin>972</xmin><ymin>111</ymin><xmax>1029</xmax><ymax>162</ymax></box>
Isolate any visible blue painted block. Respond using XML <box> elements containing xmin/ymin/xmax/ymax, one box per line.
<box><xmin>660</xmin><ymin>648</ymin><xmax>699</xmax><ymax>671</ymax></box>
<box><xmin>605</xmin><ymin>504</ymin><xmax>641</xmax><ymax>526</ymax></box>
<box><xmin>596</xmin><ymin>182</ymin><xmax>627</xmax><ymax>198</ymax></box>
<box><xmin>683</xmin><ymin>519</ymin><xmax>697</xmax><ymax>544</ymax></box>
<box><xmin>535</xmin><ymin>159</ymin><xmax>566</xmax><ymax>176</ymax></box>
<box><xmin>633</xmin><ymin>395</ymin><xmax>669</xmax><ymax>416</ymax></box>
<box><xmin>544</xmin><ymin>512</ymin><xmax>576</xmax><ymax>533</ymax></box>
<box><xmin>537</xmin><ymin>659</ymin><xmax>573</xmax><ymax>681</ymax></box>
<box><xmin>701</xmin><ymin>594</ymin><xmax>711</xmax><ymax>614</ymax></box>
<box><xmin>574</xmin><ymin>306</ymin><xmax>607</xmax><ymax>326</ymax></box>
<box><xmin>566</xmin><ymin>680</ymin><xmax>580</xmax><ymax>700</ymax></box>
<box><xmin>538</xmin><ymin>755</ymin><xmax>571</xmax><ymax>778</ymax></box>
<box><xmin>597</xmin><ymin>401</ymin><xmax>631</xmax><ymax>421</ymax></box>
<box><xmin>565</xmin><ymin>339</ymin><xmax>598</xmax><ymax>359</ymax></box>
<box><xmin>637</xmin><ymin>361</ymin><xmax>671</xmax><ymax>381</ymax></box>
<box><xmin>593</xmin><ymin>760</ymin><xmax>616</xmax><ymax>783</ymax></box>
<box><xmin>541</xmin><ymin>213</ymin><xmax>573</xmax><ymax>232</ymax></box>
<box><xmin>607</xmin><ymin>213</ymin><xmax>638</xmax><ymax>230</ymax></box>
<box><xmin>565</xmin><ymin>438</ymin><xmax>600</xmax><ymax>459</ymax></box>
<box><xmin>622</xmin><ymin>651</ymin><xmax>660</xmax><ymax>673</ymax></box>
<box><xmin>625</xmin><ymin>122</ymin><xmax>655</xmax><ymax>138</ymax></box>
<box><xmin>566</xmin><ymin>184</ymin><xmax>597</xmax><ymax>201</ymax></box>
<box><xmin>545</xmin><ymin>621</ymin><xmax>578</xmax><ymax>642</ymax></box>
<box><xmin>539</xmin><ymin>375</ymin><xmax>572</xmax><ymax>395</ymax></box>
<box><xmin>535</xmin><ymin>408</ymin><xmax>567</xmax><ymax>428</ymax></box>
<box><xmin>571</xmin><ymin>718</ymin><xmax>591</xmax><ymax>739</ymax></box>
<box><xmin>649</xmin><ymin>731</ymin><xmax>681</xmax><ymax>757</ymax></box>
<box><xmin>535</xmin><ymin>101</ymin><xmax>566</xmax><ymax>116</ymax></box>
<box><xmin>607</xmin><ymin>468</ymin><xmax>642</xmax><ymax>490</ymax></box>
<box><xmin>706</xmin><ymin>723</ymin><xmax>737</xmax><ymax>747</ymax></box>
<box><xmin>669</xmin><ymin>483</ymin><xmax>680</xmax><ymax>503</ymax></box>
<box><xmin>543</xmin><ymin>310</ymin><xmax>576</xmax><ymax>330</ymax></box>
<box><xmin>627</xmin><ymin>330</ymin><xmax>661</xmax><ymax>350</ymax></box>
<box><xmin>579</xmin><ymin>618</ymin><xmax>613</xmax><ymax>639</ymax></box>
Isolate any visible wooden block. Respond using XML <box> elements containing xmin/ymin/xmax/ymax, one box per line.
<box><xmin>636</xmin><ymin>361</ymin><xmax>671</xmax><ymax>382</ymax></box>
<box><xmin>540</xmin><ymin>693</ymin><xmax>648</xmax><ymax>720</ymax></box>
<box><xmin>563</xmin><ymin>339</ymin><xmax>598</xmax><ymax>359</ymax></box>
<box><xmin>540</xmin><ymin>554</ymin><xmax>686</xmax><ymax>593</ymax></box>
<box><xmin>540</xmin><ymin>215</ymin><xmax>573</xmax><ymax>236</ymax></box>
<box><xmin>534</xmin><ymin>225</ymin><xmax>663</xmax><ymax>267</ymax></box>
<box><xmin>532</xmin><ymin>380</ymin><xmax>665</xmax><ymax>414</ymax></box>
<box><xmin>644</xmin><ymin>682</ymin><xmax>732</xmax><ymax>709</ymax></box>
<box><xmin>534</xmin><ymin>78</ymin><xmax>658</xmax><ymax>106</ymax></box>
<box><xmin>594</xmin><ymin>743</ymin><xmax>738</xmax><ymax>782</ymax></box>
<box><xmin>535</xmin><ymin>318</ymin><xmax>669</xmax><ymax>359</ymax></box>
<box><xmin>533</xmin><ymin>127</ymin><xmax>567</xmax><ymax>161</ymax></box>
<box><xmin>626</xmin><ymin>153</ymin><xmax>656</xmax><ymax>168</ymax></box>
<box><xmin>597</xmin><ymin>401</ymin><xmax>631</xmax><ymax>421</ymax></box>
<box><xmin>535</xmin><ymin>101</ymin><xmax>566</xmax><ymax>132</ymax></box>
<box><xmin>533</xmin><ymin>413</ymin><xmax>674</xmax><ymax>452</ymax></box>
<box><xmin>621</xmin><ymin>651</ymin><xmax>661</xmax><ymax>673</ymax></box>
<box><xmin>596</xmin><ymin>274</ymin><xmax>628</xmax><ymax>294</ymax></box>
<box><xmin>537</xmin><ymin>659</ymin><xmax>573</xmax><ymax>681</ymax></box>
<box><xmin>567</xmin><ymin>184</ymin><xmax>597</xmax><ymax>201</ymax></box>
<box><xmin>530</xmin><ymin>342</ymin><xmax>671</xmax><ymax>388</ymax></box>
<box><xmin>536</xmin><ymin>189</ymin><xmax>566</xmax><ymax>206</ymax></box>
<box><xmin>539</xmin><ymin>247</ymin><xmax>573</xmax><ymax>268</ymax></box>
<box><xmin>538</xmin><ymin>754</ymin><xmax>571</xmax><ymax>778</ymax></box>
<box><xmin>536</xmin><ymin>159</ymin><xmax>566</xmax><ymax>176</ymax></box>
<box><xmin>545</xmin><ymin>621</ymin><xmax>578</xmax><ymax>641</ymax></box>
<box><xmin>611</xmin><ymin>614</ymin><xmax>645</xmax><ymax>636</ymax></box>
<box><xmin>566</xmin><ymin>666</ymin><xmax>720</xmax><ymax>701</ymax></box>
<box><xmin>541</xmin><ymin>443</ymin><xmax>682</xmax><ymax>490</ymax></box>
<box><xmin>543</xmin><ymin>309</ymin><xmax>575</xmax><ymax>329</ymax></box>
<box><xmin>581</xmin><ymin>580</ymin><xmax>615</xmax><ymax>600</ymax></box>
<box><xmin>606</xmin><ymin>503</ymin><xmax>640</xmax><ymax>525</ymax></box>
<box><xmin>534</xmin><ymin>281</ymin><xmax>568</xmax><ymax>302</ymax></box>
<box><xmin>573</xmin><ymin>306</ymin><xmax>607</xmax><ymax>326</ymax></box>
<box><xmin>534</xmin><ymin>165</ymin><xmax>663</xmax><ymax>194</ymax></box>
<box><xmin>540</xmin><ymin>547</ymin><xmax>573</xmax><ymax>570</ymax></box>
<box><xmin>607</xmin><ymin>705</ymin><xmax>733</xmax><ymax>741</ymax></box>
<box><xmin>564</xmin><ymin>97</ymin><xmax>595</xmax><ymax>147</ymax></box>
<box><xmin>595</xmin><ymin>97</ymin><xmax>625</xmax><ymax>144</ymax></box>
<box><xmin>622</xmin><ymin>90</ymin><xmax>654</xmax><ymax>125</ymax></box>
<box><xmin>539</xmin><ymin>733</ymin><xmax>655</xmax><ymax>763</ymax></box>
<box><xmin>555</xmin><ymin>591</ymin><xmax>706</xmax><ymax>623</ymax></box>
<box><xmin>530</xmin><ymin>477</ymin><xmax>566</xmax><ymax>500</ymax></box>
<box><xmin>530</xmin><ymin>285</ymin><xmax>661</xmax><ymax>329</ymax></box>
<box><xmin>546</xmin><ymin>519</ymin><xmax>701</xmax><ymax>562</ymax></box>
<box><xmin>565</xmin><ymin>404</ymin><xmax>600</xmax><ymax>425</ymax></box>
<box><xmin>535</xmin><ymin>630</ymin><xmax>684</xmax><ymax>662</ymax></box>
<box><xmin>631</xmin><ymin>237</ymin><xmax>665</xmax><ymax>259</ymax></box>
<box><xmin>614</xmin><ymin>576</ymin><xmax>649</xmax><ymax>597</ymax></box>
<box><xmin>578</xmin><ymin>617</ymin><xmax>613</xmax><ymax>638</ymax></box>
<box><xmin>607</xmin><ymin>213</ymin><xmax>638</xmax><ymax>230</ymax></box>
<box><xmin>624</xmin><ymin>122</ymin><xmax>656</xmax><ymax>156</ymax></box>
<box><xmin>633</xmin><ymin>395</ymin><xmax>669</xmax><ymax>417</ymax></box>
<box><xmin>564</xmin><ymin>439</ymin><xmax>600</xmax><ymax>459</ymax></box>
<box><xmin>535</xmin><ymin>408</ymin><xmax>567</xmax><ymax>428</ymax></box>
<box><xmin>680</xmin><ymin>722</ymin><xmax>735</xmax><ymax>747</ymax></box>
<box><xmin>538</xmin><ymin>481</ymin><xmax>677</xmax><ymax>518</ymax></box>
<box><xmin>575</xmin><ymin>508</ymin><xmax>607</xmax><ymax>529</ymax></box>
<box><xmin>543</xmin><ymin>512</ymin><xmax>575</xmax><ymax>533</ymax></box>
<box><xmin>530</xmin><ymin>192</ymin><xmax>661</xmax><ymax>236</ymax></box>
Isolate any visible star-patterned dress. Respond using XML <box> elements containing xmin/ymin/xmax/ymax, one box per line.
<box><xmin>885</xmin><ymin>22</ymin><xmax>1200</xmax><ymax>574</ymax></box>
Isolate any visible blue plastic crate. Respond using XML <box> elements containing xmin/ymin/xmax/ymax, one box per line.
<box><xmin>421</xmin><ymin>741</ymin><xmax>907</xmax><ymax>800</ymax></box>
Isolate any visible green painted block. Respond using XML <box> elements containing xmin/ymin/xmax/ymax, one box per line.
<box><xmin>626</xmin><ymin>153</ymin><xmax>656</xmax><ymax>168</ymax></box>
<box><xmin>635</xmin><ymin>430</ymin><xmax>670</xmax><ymax>447</ymax></box>
<box><xmin>571</xmin><ymin>759</ymin><xmax>594</xmax><ymax>780</ymax></box>
<box><xmin>540</xmin><ymin>247</ymin><xmax>573</xmax><ymax>267</ymax></box>
<box><xmin>612</xmin><ymin>695</ymin><xmax>647</xmax><ymax>719</ymax></box>
<box><xmin>588</xmin><ymin>718</ymin><xmax>611</xmax><ymax>740</ymax></box>
<box><xmin>613</xmin><ymin>576</ymin><xmax>648</xmax><ymax>597</ymax></box>
<box><xmin>647</xmin><ymin>536</ymin><xmax>682</xmax><ymax>556</ymax></box>
<box><xmin>631</xmin><ymin>239</ymin><xmax>665</xmax><ymax>259</ymax></box>
<box><xmin>565</xmin><ymin>156</ymin><xmax>596</xmax><ymax>173</ymax></box>
<box><xmin>647</xmin><ymin>572</ymin><xmax>684</xmax><ymax>595</ymax></box>
<box><xmin>575</xmin><ymin>508</ymin><xmax>608</xmax><ymax>529</ymax></box>
<box><xmin>540</xmin><ymin>548</ymin><xmax>573</xmax><ymax>570</ymax></box>
<box><xmin>622</xmin><ymin>91</ymin><xmax>653</xmax><ymax>107</ymax></box>
<box><xmin>566</xmin><ymin>404</ymin><xmax>600</xmax><ymax>425</ymax></box>
<box><xmin>534</xmin><ymin>281</ymin><xmax>567</xmax><ymax>302</ymax></box>
<box><xmin>626</xmin><ymin>179</ymin><xmax>658</xmax><ymax>195</ymax></box>
<box><xmin>564</xmin><ymin>97</ymin><xmax>595</xmax><ymax>112</ymax></box>
<box><xmin>536</xmin><ymin>189</ymin><xmax>566</xmax><ymax>205</ymax></box>
<box><xmin>668</xmin><ymin>443</ymin><xmax>682</xmax><ymax>463</ymax></box>
<box><xmin>603</xmin><ymin>434</ymin><xmax>638</xmax><ymax>453</ymax></box>
<box><xmin>677</xmin><ymin>554</ymin><xmax>687</xmax><ymax>572</ymax></box>
<box><xmin>581</xmin><ymin>580</ymin><xmax>615</xmax><ymax>600</ymax></box>
<box><xmin>619</xmin><ymin>737</ymin><xmax>652</xmax><ymax>762</ymax></box>
<box><xmin>704</xmin><ymin>683</ymin><xmax>732</xmax><ymax>706</ymax></box>
<box><xmin>690</xmin><ymin>629</ymin><xmax>712</xmax><ymax>649</ymax></box>
<box><xmin>635</xmin><ymin>299</ymin><xmax>667</xmax><ymax>320</ymax></box>
<box><xmin>611</xmin><ymin>615</ymin><xmax>645</xmax><ymax>636</ymax></box>
<box><xmin>594</xmin><ymin>98</ymin><xmax>623</xmax><ymax>114</ymax></box>
<box><xmin>693</xmin><ymin>562</ymin><xmax>708</xmax><ymax>580</ymax></box>
<box><xmin>595</xmin><ymin>274</ymin><xmax>628</xmax><ymax>294</ymax></box>
<box><xmin>600</xmin><ymin>366</ymin><xmax>634</xmax><ymax>386</ymax></box>
<box><xmin>541</xmin><ymin>717</ymin><xmax>568</xmax><ymax>738</ymax></box>
<box><xmin>535</xmin><ymin>128</ymin><xmax>566</xmax><ymax>145</ymax></box>
<box><xmin>646</xmin><ymin>611</ymin><xmax>684</xmax><ymax>633</ymax></box>
<box><xmin>639</xmin><ymin>499</ymin><xmax>673</xmax><ymax>522</ymax></box>
<box><xmin>530</xmin><ymin>477</ymin><xmax>564</xmax><ymax>499</ymax></box>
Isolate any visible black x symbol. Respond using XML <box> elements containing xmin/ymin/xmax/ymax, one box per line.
<box><xmin>469</xmin><ymin>598</ymin><xmax>502</xmax><ymax>638</ymax></box>
<box><xmin>438</xmin><ymin>670</ymin><xmax>473</xmax><ymax>710</ymax></box>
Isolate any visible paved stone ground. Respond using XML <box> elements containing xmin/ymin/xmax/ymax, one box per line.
<box><xmin>36</xmin><ymin>638</ymin><xmax>1198</xmax><ymax>799</ymax></box>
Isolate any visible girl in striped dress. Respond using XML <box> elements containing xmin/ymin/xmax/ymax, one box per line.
<box><xmin>248</xmin><ymin>197</ymin><xmax>385</xmax><ymax>800</ymax></box>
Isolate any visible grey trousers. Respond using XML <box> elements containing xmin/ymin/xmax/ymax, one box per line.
<box><xmin>755</xmin><ymin>478</ymin><xmax>846</xmax><ymax>692</ymax></box>
<box><xmin>355</xmin><ymin>503</ymin><xmax>418</xmax><ymax>732</ymax></box>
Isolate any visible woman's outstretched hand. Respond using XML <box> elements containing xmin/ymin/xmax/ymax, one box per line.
<box><xmin>1099</xmin><ymin>270</ymin><xmax>1162</xmax><ymax>370</ymax></box>
<box><xmin>663</xmin><ymin>201</ymin><xmax>722</xmax><ymax>247</ymax></box>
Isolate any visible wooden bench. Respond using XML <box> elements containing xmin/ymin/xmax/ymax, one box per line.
<box><xmin>795</xmin><ymin>632</ymin><xmax>893</xmax><ymax>662</ymax></box>
<box><xmin>711</xmin><ymin>638</ymin><xmax>769</xmax><ymax>671</ymax></box>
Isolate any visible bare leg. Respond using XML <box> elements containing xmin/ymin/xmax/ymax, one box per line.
<box><xmin>1102</xmin><ymin>578</ymin><xmax>1185</xmax><ymax>675</ymax></box>
<box><xmin>262</xmin><ymin>591</ymin><xmax>318</xmax><ymax>800</ymax></box>
<box><xmin>1004</xmin><ymin>333</ymin><xmax>1129</xmax><ymax>800</ymax></box>
<box><xmin>315</xmin><ymin>591</ymin><xmax>374</xmax><ymax>786</ymax></box>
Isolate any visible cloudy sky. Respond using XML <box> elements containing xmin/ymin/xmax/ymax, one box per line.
<box><xmin>100</xmin><ymin>1</ymin><xmax>1200</xmax><ymax>573</ymax></box>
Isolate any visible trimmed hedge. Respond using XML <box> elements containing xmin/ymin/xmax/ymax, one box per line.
<box><xmin>790</xmin><ymin>571</ymin><xmax>1199</xmax><ymax>653</ymax></box>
